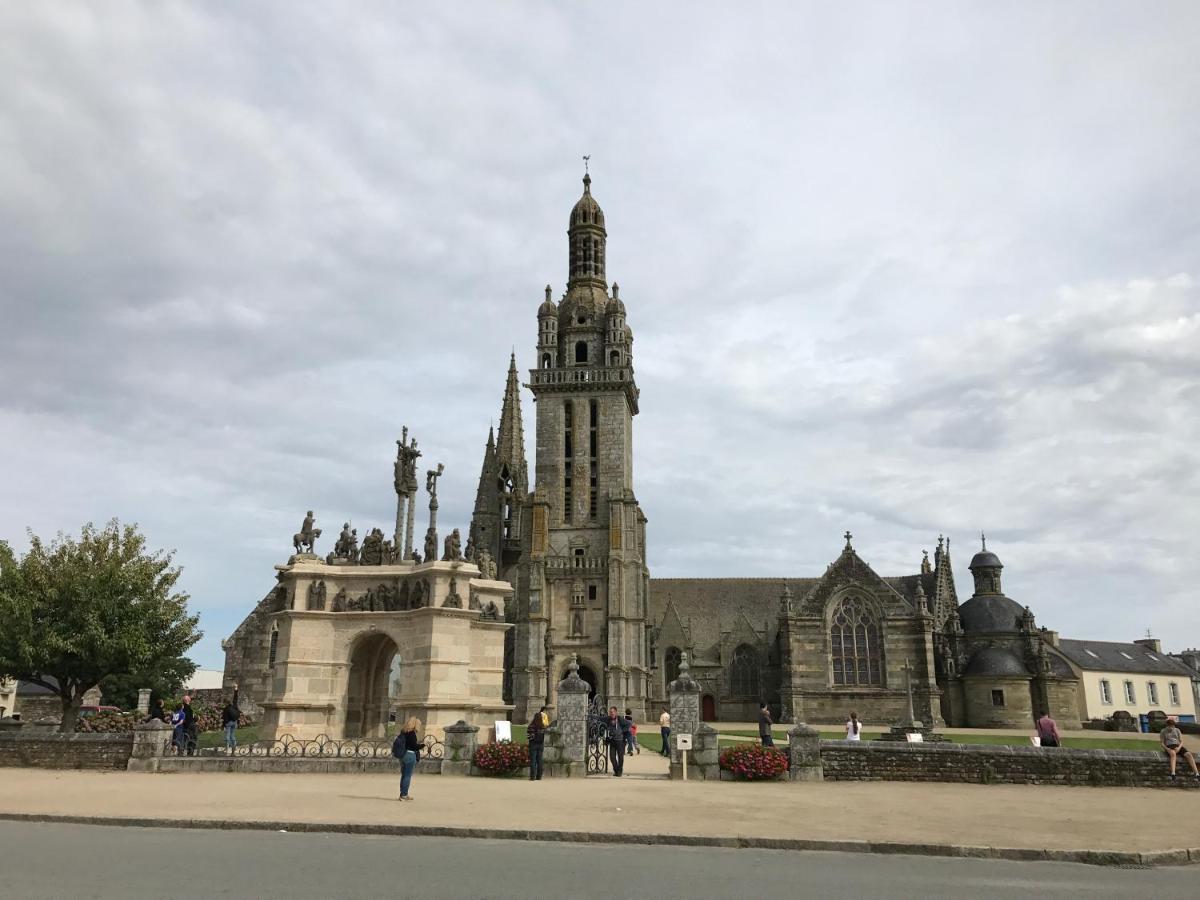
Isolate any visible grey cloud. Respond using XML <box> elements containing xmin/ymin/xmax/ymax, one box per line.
<box><xmin>2</xmin><ymin>4</ymin><xmax>1199</xmax><ymax>666</ymax></box>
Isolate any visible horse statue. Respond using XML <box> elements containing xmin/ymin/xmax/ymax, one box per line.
<box><xmin>293</xmin><ymin>511</ymin><xmax>321</xmax><ymax>554</ymax></box>
<box><xmin>293</xmin><ymin>527</ymin><xmax>321</xmax><ymax>554</ymax></box>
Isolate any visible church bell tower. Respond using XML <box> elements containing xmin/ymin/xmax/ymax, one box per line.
<box><xmin>510</xmin><ymin>171</ymin><xmax>650</xmax><ymax>722</ymax></box>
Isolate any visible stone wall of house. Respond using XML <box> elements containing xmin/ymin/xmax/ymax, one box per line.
<box><xmin>0</xmin><ymin>732</ymin><xmax>134</xmax><ymax>769</ymax></box>
<box><xmin>820</xmin><ymin>740</ymin><xmax>1196</xmax><ymax>788</ymax></box>
<box><xmin>14</xmin><ymin>696</ymin><xmax>63</xmax><ymax>723</ymax></box>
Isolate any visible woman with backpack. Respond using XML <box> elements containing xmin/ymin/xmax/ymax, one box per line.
<box><xmin>393</xmin><ymin>717</ymin><xmax>423</xmax><ymax>801</ymax></box>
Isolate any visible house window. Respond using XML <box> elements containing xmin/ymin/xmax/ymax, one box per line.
<box><xmin>1147</xmin><ymin>682</ymin><xmax>1159</xmax><ymax>706</ymax></box>
<box><xmin>588</xmin><ymin>584</ymin><xmax>597</xmax><ymax>602</ymax></box>
<box><xmin>729</xmin><ymin>644</ymin><xmax>760</xmax><ymax>698</ymax></box>
<box><xmin>991</xmin><ymin>689</ymin><xmax>1005</xmax><ymax>707</ymax></box>
<box><xmin>1169</xmin><ymin>682</ymin><xmax>1181</xmax><ymax>706</ymax></box>
<box><xmin>665</xmin><ymin>647</ymin><xmax>682</xmax><ymax>685</ymax></box>
<box><xmin>268</xmin><ymin>629</ymin><xmax>280</xmax><ymax>669</ymax></box>
<box><xmin>1100</xmin><ymin>680</ymin><xmax>1112</xmax><ymax>704</ymax></box>
<box><xmin>575</xmin><ymin>341</ymin><xmax>588</xmax><ymax>364</ymax></box>
<box><xmin>1123</xmin><ymin>681</ymin><xmax>1136</xmax><ymax>705</ymax></box>
<box><xmin>830</xmin><ymin>596</ymin><xmax>883</xmax><ymax>686</ymax></box>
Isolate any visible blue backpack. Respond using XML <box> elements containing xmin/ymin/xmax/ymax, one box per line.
<box><xmin>391</xmin><ymin>734</ymin><xmax>405</xmax><ymax>759</ymax></box>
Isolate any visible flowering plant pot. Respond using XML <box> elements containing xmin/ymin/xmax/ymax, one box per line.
<box><xmin>473</xmin><ymin>740</ymin><xmax>530</xmax><ymax>776</ymax></box>
<box><xmin>718</xmin><ymin>744</ymin><xmax>789</xmax><ymax>781</ymax></box>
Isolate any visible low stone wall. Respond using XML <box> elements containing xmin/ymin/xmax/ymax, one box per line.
<box><xmin>820</xmin><ymin>740</ymin><xmax>1198</xmax><ymax>789</ymax></box>
<box><xmin>156</xmin><ymin>757</ymin><xmax>442</xmax><ymax>775</ymax></box>
<box><xmin>0</xmin><ymin>732</ymin><xmax>133</xmax><ymax>770</ymax></box>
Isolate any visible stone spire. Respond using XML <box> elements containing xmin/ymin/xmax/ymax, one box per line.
<box><xmin>931</xmin><ymin>534</ymin><xmax>959</xmax><ymax>628</ymax></box>
<box><xmin>495</xmin><ymin>352</ymin><xmax>528</xmax><ymax>495</ymax></box>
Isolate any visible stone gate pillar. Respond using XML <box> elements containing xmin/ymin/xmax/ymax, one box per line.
<box><xmin>551</xmin><ymin>655</ymin><xmax>589</xmax><ymax>776</ymax></box>
<box><xmin>137</xmin><ymin>689</ymin><xmax>152</xmax><ymax>717</ymax></box>
<box><xmin>668</xmin><ymin>653</ymin><xmax>701</xmax><ymax>780</ymax></box>
<box><xmin>127</xmin><ymin>720</ymin><xmax>173</xmax><ymax>773</ymax></box>
<box><xmin>787</xmin><ymin>723</ymin><xmax>824</xmax><ymax>782</ymax></box>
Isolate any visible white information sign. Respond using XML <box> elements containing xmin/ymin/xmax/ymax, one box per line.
<box><xmin>495</xmin><ymin>720</ymin><xmax>512</xmax><ymax>742</ymax></box>
<box><xmin>675</xmin><ymin>734</ymin><xmax>693</xmax><ymax>750</ymax></box>
<box><xmin>905</xmin><ymin>732</ymin><xmax>924</xmax><ymax>743</ymax></box>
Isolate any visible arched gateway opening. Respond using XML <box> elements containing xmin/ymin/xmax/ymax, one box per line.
<box><xmin>345</xmin><ymin>632</ymin><xmax>399</xmax><ymax>739</ymax></box>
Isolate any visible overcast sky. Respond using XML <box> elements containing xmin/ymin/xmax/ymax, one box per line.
<box><xmin>2</xmin><ymin>3</ymin><xmax>1198</xmax><ymax>670</ymax></box>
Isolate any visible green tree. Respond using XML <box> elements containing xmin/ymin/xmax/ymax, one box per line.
<box><xmin>100</xmin><ymin>656</ymin><xmax>197</xmax><ymax>711</ymax></box>
<box><xmin>0</xmin><ymin>520</ymin><xmax>201</xmax><ymax>733</ymax></box>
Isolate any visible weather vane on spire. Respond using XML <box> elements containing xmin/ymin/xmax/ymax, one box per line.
<box><xmin>582</xmin><ymin>154</ymin><xmax>590</xmax><ymax>175</ymax></box>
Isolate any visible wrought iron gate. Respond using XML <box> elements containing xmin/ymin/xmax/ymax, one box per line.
<box><xmin>586</xmin><ymin>696</ymin><xmax>610</xmax><ymax>775</ymax></box>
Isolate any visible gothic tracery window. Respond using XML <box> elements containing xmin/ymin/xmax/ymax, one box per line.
<box><xmin>830</xmin><ymin>596</ymin><xmax>883</xmax><ymax>686</ymax></box>
<box><xmin>729</xmin><ymin>643</ymin><xmax>759</xmax><ymax>698</ymax></box>
<box><xmin>664</xmin><ymin>646</ymin><xmax>682</xmax><ymax>685</ymax></box>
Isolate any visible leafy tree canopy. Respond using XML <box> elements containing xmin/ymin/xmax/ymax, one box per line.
<box><xmin>101</xmin><ymin>655</ymin><xmax>197</xmax><ymax>711</ymax></box>
<box><xmin>0</xmin><ymin>520</ymin><xmax>202</xmax><ymax>732</ymax></box>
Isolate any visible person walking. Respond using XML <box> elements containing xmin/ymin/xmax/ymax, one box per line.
<box><xmin>1160</xmin><ymin>717</ymin><xmax>1199</xmax><ymax>780</ymax></box>
<box><xmin>393</xmin><ymin>716</ymin><xmax>423</xmax><ymax>800</ymax></box>
<box><xmin>527</xmin><ymin>706</ymin><xmax>548</xmax><ymax>781</ymax></box>
<box><xmin>624</xmin><ymin>709</ymin><xmax>638</xmax><ymax>756</ymax></box>
<box><xmin>758</xmin><ymin>703</ymin><xmax>775</xmax><ymax>747</ymax></box>
<box><xmin>845</xmin><ymin>711</ymin><xmax>862</xmax><ymax>741</ymax></box>
<box><xmin>606</xmin><ymin>706</ymin><xmax>626</xmax><ymax>776</ymax></box>
<box><xmin>659</xmin><ymin>709</ymin><xmax>671</xmax><ymax>757</ymax></box>
<box><xmin>221</xmin><ymin>683</ymin><xmax>240</xmax><ymax>751</ymax></box>
<box><xmin>1035</xmin><ymin>711</ymin><xmax>1061</xmax><ymax>748</ymax></box>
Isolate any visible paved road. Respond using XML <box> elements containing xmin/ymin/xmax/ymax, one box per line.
<box><xmin>1</xmin><ymin>822</ymin><xmax>1195</xmax><ymax>899</ymax></box>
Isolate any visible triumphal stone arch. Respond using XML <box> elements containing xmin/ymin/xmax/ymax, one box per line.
<box><xmin>257</xmin><ymin>555</ymin><xmax>512</xmax><ymax>741</ymax></box>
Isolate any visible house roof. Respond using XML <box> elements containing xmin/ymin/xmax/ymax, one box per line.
<box><xmin>1057</xmin><ymin>639</ymin><xmax>1194</xmax><ymax>676</ymax></box>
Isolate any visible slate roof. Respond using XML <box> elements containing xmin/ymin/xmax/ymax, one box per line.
<box><xmin>963</xmin><ymin>647</ymin><xmax>1030</xmax><ymax>678</ymax></box>
<box><xmin>957</xmin><ymin>593</ymin><xmax>1027</xmax><ymax>633</ymax></box>
<box><xmin>1057</xmin><ymin>640</ymin><xmax>1195</xmax><ymax>676</ymax></box>
<box><xmin>649</xmin><ymin>578</ymin><xmax>818</xmax><ymax>653</ymax></box>
<box><xmin>16</xmin><ymin>679</ymin><xmax>57</xmax><ymax>695</ymax></box>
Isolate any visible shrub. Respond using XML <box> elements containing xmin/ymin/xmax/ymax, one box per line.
<box><xmin>718</xmin><ymin>743</ymin><xmax>789</xmax><ymax>781</ymax></box>
<box><xmin>76</xmin><ymin>711</ymin><xmax>140</xmax><ymax>734</ymax></box>
<box><xmin>473</xmin><ymin>740</ymin><xmax>530</xmax><ymax>776</ymax></box>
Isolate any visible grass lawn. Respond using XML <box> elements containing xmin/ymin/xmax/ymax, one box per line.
<box><xmin>718</xmin><ymin>727</ymin><xmax>1161</xmax><ymax>752</ymax></box>
<box><xmin>196</xmin><ymin>725</ymin><xmax>261</xmax><ymax>749</ymax></box>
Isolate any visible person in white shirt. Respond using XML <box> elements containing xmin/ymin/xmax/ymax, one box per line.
<box><xmin>845</xmin><ymin>711</ymin><xmax>862</xmax><ymax>741</ymax></box>
<box><xmin>659</xmin><ymin>710</ymin><xmax>671</xmax><ymax>757</ymax></box>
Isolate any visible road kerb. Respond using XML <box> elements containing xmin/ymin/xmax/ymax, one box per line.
<box><xmin>0</xmin><ymin>812</ymin><xmax>1194</xmax><ymax>868</ymax></box>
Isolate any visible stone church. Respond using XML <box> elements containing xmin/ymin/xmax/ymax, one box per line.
<box><xmin>225</xmin><ymin>173</ymin><xmax>1084</xmax><ymax>732</ymax></box>
<box><xmin>465</xmin><ymin>173</ymin><xmax>1083</xmax><ymax>729</ymax></box>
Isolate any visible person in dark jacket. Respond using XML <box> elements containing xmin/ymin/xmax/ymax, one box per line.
<box><xmin>607</xmin><ymin>706</ymin><xmax>627</xmax><ymax>776</ymax></box>
<box><xmin>181</xmin><ymin>695</ymin><xmax>197</xmax><ymax>756</ymax></box>
<box><xmin>221</xmin><ymin>683</ymin><xmax>240</xmax><ymax>751</ymax></box>
<box><xmin>758</xmin><ymin>703</ymin><xmax>775</xmax><ymax>747</ymax></box>
<box><xmin>397</xmin><ymin>717</ymin><xmax>423</xmax><ymax>800</ymax></box>
<box><xmin>147</xmin><ymin>697</ymin><xmax>166</xmax><ymax>723</ymax></box>
<box><xmin>527</xmin><ymin>706</ymin><xmax>548</xmax><ymax>781</ymax></box>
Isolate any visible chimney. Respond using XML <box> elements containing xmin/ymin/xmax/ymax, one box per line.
<box><xmin>1134</xmin><ymin>637</ymin><xmax>1162</xmax><ymax>654</ymax></box>
<box><xmin>1040</xmin><ymin>628</ymin><xmax>1060</xmax><ymax>648</ymax></box>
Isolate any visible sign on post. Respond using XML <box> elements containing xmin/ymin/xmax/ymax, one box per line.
<box><xmin>495</xmin><ymin>720</ymin><xmax>512</xmax><ymax>742</ymax></box>
<box><xmin>675</xmin><ymin>733</ymin><xmax>693</xmax><ymax>780</ymax></box>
